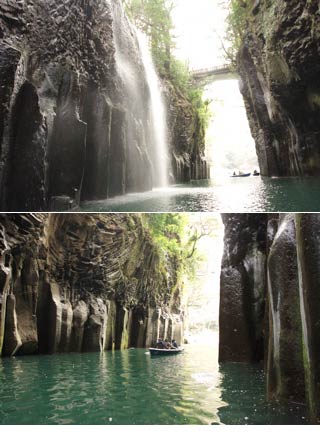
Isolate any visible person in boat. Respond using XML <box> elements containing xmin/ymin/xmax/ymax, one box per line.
<box><xmin>171</xmin><ymin>340</ymin><xmax>178</xmax><ymax>349</ymax></box>
<box><xmin>233</xmin><ymin>171</ymin><xmax>236</xmax><ymax>176</ymax></box>
<box><xmin>156</xmin><ymin>338</ymin><xmax>166</xmax><ymax>349</ymax></box>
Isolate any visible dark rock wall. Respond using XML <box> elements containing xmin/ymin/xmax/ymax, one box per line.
<box><xmin>219</xmin><ymin>214</ymin><xmax>267</xmax><ymax>363</ymax></box>
<box><xmin>220</xmin><ymin>213</ymin><xmax>320</xmax><ymax>422</ymax></box>
<box><xmin>0</xmin><ymin>214</ymin><xmax>184</xmax><ymax>357</ymax></box>
<box><xmin>238</xmin><ymin>0</ymin><xmax>320</xmax><ymax>177</ymax></box>
<box><xmin>267</xmin><ymin>214</ymin><xmax>305</xmax><ymax>404</ymax></box>
<box><xmin>295</xmin><ymin>214</ymin><xmax>320</xmax><ymax>423</ymax></box>
<box><xmin>165</xmin><ymin>81</ymin><xmax>210</xmax><ymax>183</ymax></box>
<box><xmin>0</xmin><ymin>0</ymin><xmax>207</xmax><ymax>211</ymax></box>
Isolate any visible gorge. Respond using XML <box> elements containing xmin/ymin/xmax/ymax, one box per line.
<box><xmin>220</xmin><ymin>213</ymin><xmax>320</xmax><ymax>424</ymax></box>
<box><xmin>0</xmin><ymin>213</ymin><xmax>319</xmax><ymax>425</ymax></box>
<box><xmin>2</xmin><ymin>1</ymin><xmax>320</xmax><ymax>213</ymax></box>
<box><xmin>0</xmin><ymin>213</ymin><xmax>184</xmax><ymax>357</ymax></box>
<box><xmin>237</xmin><ymin>0</ymin><xmax>320</xmax><ymax>177</ymax></box>
<box><xmin>0</xmin><ymin>0</ymin><xmax>209</xmax><ymax>212</ymax></box>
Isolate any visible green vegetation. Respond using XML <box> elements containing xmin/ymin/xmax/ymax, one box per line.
<box><xmin>123</xmin><ymin>0</ymin><xmax>174</xmax><ymax>76</ymax></box>
<box><xmin>225</xmin><ymin>0</ymin><xmax>249</xmax><ymax>64</ymax></box>
<box><xmin>143</xmin><ymin>213</ymin><xmax>218</xmax><ymax>281</ymax></box>
<box><xmin>144</xmin><ymin>213</ymin><xmax>188</xmax><ymax>257</ymax></box>
<box><xmin>123</xmin><ymin>0</ymin><xmax>211</xmax><ymax>131</ymax></box>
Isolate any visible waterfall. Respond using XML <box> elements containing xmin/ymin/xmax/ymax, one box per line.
<box><xmin>110</xmin><ymin>0</ymin><xmax>169</xmax><ymax>192</ymax></box>
<box><xmin>136</xmin><ymin>31</ymin><xmax>169</xmax><ymax>188</ymax></box>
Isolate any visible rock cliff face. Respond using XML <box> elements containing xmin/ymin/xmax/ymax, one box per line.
<box><xmin>0</xmin><ymin>0</ymin><xmax>205</xmax><ymax>212</ymax></box>
<box><xmin>0</xmin><ymin>214</ymin><xmax>184</xmax><ymax>357</ymax></box>
<box><xmin>238</xmin><ymin>0</ymin><xmax>320</xmax><ymax>177</ymax></box>
<box><xmin>220</xmin><ymin>213</ymin><xmax>320</xmax><ymax>422</ymax></box>
<box><xmin>165</xmin><ymin>81</ymin><xmax>210</xmax><ymax>183</ymax></box>
<box><xmin>219</xmin><ymin>214</ymin><xmax>267</xmax><ymax>363</ymax></box>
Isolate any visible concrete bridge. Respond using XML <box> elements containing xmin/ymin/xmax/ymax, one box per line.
<box><xmin>191</xmin><ymin>64</ymin><xmax>238</xmax><ymax>85</ymax></box>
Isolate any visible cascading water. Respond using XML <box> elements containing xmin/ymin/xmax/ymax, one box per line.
<box><xmin>136</xmin><ymin>31</ymin><xmax>169</xmax><ymax>188</ymax></box>
<box><xmin>111</xmin><ymin>0</ymin><xmax>169</xmax><ymax>191</ymax></box>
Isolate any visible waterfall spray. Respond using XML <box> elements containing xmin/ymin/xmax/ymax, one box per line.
<box><xmin>137</xmin><ymin>31</ymin><xmax>169</xmax><ymax>188</ymax></box>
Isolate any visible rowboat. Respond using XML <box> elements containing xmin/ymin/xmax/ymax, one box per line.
<box><xmin>149</xmin><ymin>347</ymin><xmax>184</xmax><ymax>356</ymax></box>
<box><xmin>231</xmin><ymin>173</ymin><xmax>251</xmax><ymax>178</ymax></box>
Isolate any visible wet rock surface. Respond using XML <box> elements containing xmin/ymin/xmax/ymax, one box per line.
<box><xmin>220</xmin><ymin>213</ymin><xmax>320</xmax><ymax>422</ymax></box>
<box><xmin>295</xmin><ymin>214</ymin><xmax>320</xmax><ymax>423</ymax></box>
<box><xmin>165</xmin><ymin>81</ymin><xmax>210</xmax><ymax>183</ymax></box>
<box><xmin>0</xmin><ymin>214</ymin><xmax>184</xmax><ymax>356</ymax></box>
<box><xmin>219</xmin><ymin>214</ymin><xmax>267</xmax><ymax>363</ymax></box>
<box><xmin>0</xmin><ymin>0</ymin><xmax>205</xmax><ymax>211</ymax></box>
<box><xmin>267</xmin><ymin>214</ymin><xmax>305</xmax><ymax>403</ymax></box>
<box><xmin>238</xmin><ymin>0</ymin><xmax>320</xmax><ymax>177</ymax></box>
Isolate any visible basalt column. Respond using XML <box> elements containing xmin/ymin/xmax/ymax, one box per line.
<box><xmin>295</xmin><ymin>214</ymin><xmax>320</xmax><ymax>423</ymax></box>
<box><xmin>267</xmin><ymin>214</ymin><xmax>305</xmax><ymax>403</ymax></box>
<box><xmin>219</xmin><ymin>214</ymin><xmax>267</xmax><ymax>363</ymax></box>
<box><xmin>0</xmin><ymin>214</ymin><xmax>185</xmax><ymax>357</ymax></box>
<box><xmin>238</xmin><ymin>0</ymin><xmax>320</xmax><ymax>177</ymax></box>
<box><xmin>219</xmin><ymin>213</ymin><xmax>320</xmax><ymax>423</ymax></box>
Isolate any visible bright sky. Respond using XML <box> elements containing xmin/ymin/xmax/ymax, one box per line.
<box><xmin>205</xmin><ymin>80</ymin><xmax>258</xmax><ymax>174</ymax></box>
<box><xmin>171</xmin><ymin>0</ymin><xmax>258</xmax><ymax>173</ymax></box>
<box><xmin>171</xmin><ymin>0</ymin><xmax>229</xmax><ymax>70</ymax></box>
<box><xmin>183</xmin><ymin>213</ymin><xmax>224</xmax><ymax>328</ymax></box>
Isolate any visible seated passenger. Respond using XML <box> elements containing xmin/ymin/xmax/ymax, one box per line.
<box><xmin>171</xmin><ymin>340</ymin><xmax>178</xmax><ymax>349</ymax></box>
<box><xmin>156</xmin><ymin>338</ymin><xmax>166</xmax><ymax>349</ymax></box>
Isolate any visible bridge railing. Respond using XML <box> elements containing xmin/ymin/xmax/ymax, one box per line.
<box><xmin>191</xmin><ymin>64</ymin><xmax>233</xmax><ymax>76</ymax></box>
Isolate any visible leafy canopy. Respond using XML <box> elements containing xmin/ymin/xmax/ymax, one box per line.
<box><xmin>144</xmin><ymin>214</ymin><xmax>219</xmax><ymax>282</ymax></box>
<box><xmin>123</xmin><ymin>0</ymin><xmax>211</xmax><ymax>130</ymax></box>
<box><xmin>123</xmin><ymin>0</ymin><xmax>174</xmax><ymax>75</ymax></box>
<box><xmin>224</xmin><ymin>0</ymin><xmax>248</xmax><ymax>64</ymax></box>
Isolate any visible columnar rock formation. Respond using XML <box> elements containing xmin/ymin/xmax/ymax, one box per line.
<box><xmin>165</xmin><ymin>81</ymin><xmax>210</xmax><ymax>183</ymax></box>
<box><xmin>220</xmin><ymin>213</ymin><xmax>320</xmax><ymax>423</ymax></box>
<box><xmin>238</xmin><ymin>0</ymin><xmax>320</xmax><ymax>177</ymax></box>
<box><xmin>0</xmin><ymin>214</ymin><xmax>184</xmax><ymax>357</ymax></box>
<box><xmin>219</xmin><ymin>214</ymin><xmax>267</xmax><ymax>363</ymax></box>
<box><xmin>0</xmin><ymin>0</ymin><xmax>208</xmax><ymax>212</ymax></box>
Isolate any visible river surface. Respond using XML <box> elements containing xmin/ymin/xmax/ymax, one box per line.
<box><xmin>78</xmin><ymin>177</ymin><xmax>320</xmax><ymax>213</ymax></box>
<box><xmin>0</xmin><ymin>343</ymin><xmax>308</xmax><ymax>425</ymax></box>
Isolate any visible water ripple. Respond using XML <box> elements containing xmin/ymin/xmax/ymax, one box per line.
<box><xmin>78</xmin><ymin>177</ymin><xmax>320</xmax><ymax>213</ymax></box>
<box><xmin>0</xmin><ymin>345</ymin><xmax>309</xmax><ymax>425</ymax></box>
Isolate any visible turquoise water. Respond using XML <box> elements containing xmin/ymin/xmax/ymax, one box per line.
<box><xmin>78</xmin><ymin>177</ymin><xmax>320</xmax><ymax>213</ymax></box>
<box><xmin>0</xmin><ymin>344</ymin><xmax>307</xmax><ymax>425</ymax></box>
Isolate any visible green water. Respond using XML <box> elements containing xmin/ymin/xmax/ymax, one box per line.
<box><xmin>0</xmin><ymin>345</ymin><xmax>308</xmax><ymax>425</ymax></box>
<box><xmin>78</xmin><ymin>177</ymin><xmax>320</xmax><ymax>213</ymax></box>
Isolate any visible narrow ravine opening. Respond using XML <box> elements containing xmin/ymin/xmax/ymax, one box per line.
<box><xmin>0</xmin><ymin>214</ymin><xmax>315</xmax><ymax>425</ymax></box>
<box><xmin>205</xmin><ymin>80</ymin><xmax>258</xmax><ymax>179</ymax></box>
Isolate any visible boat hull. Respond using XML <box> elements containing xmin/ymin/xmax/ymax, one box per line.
<box><xmin>149</xmin><ymin>348</ymin><xmax>184</xmax><ymax>356</ymax></box>
<box><xmin>231</xmin><ymin>173</ymin><xmax>251</xmax><ymax>178</ymax></box>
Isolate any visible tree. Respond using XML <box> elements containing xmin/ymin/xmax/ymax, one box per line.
<box><xmin>224</xmin><ymin>0</ymin><xmax>248</xmax><ymax>64</ymax></box>
<box><xmin>124</xmin><ymin>0</ymin><xmax>175</xmax><ymax>75</ymax></box>
<box><xmin>144</xmin><ymin>213</ymin><xmax>220</xmax><ymax>281</ymax></box>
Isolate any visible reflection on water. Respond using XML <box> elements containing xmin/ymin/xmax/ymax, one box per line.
<box><xmin>219</xmin><ymin>363</ymin><xmax>307</xmax><ymax>425</ymax></box>
<box><xmin>0</xmin><ymin>344</ymin><xmax>308</xmax><ymax>425</ymax></box>
<box><xmin>78</xmin><ymin>177</ymin><xmax>320</xmax><ymax>213</ymax></box>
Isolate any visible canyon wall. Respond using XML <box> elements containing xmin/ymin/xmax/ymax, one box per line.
<box><xmin>0</xmin><ymin>0</ymin><xmax>206</xmax><ymax>212</ymax></box>
<box><xmin>238</xmin><ymin>0</ymin><xmax>320</xmax><ymax>177</ymax></box>
<box><xmin>0</xmin><ymin>214</ymin><xmax>184</xmax><ymax>357</ymax></box>
<box><xmin>220</xmin><ymin>213</ymin><xmax>320</xmax><ymax>422</ymax></box>
<box><xmin>165</xmin><ymin>81</ymin><xmax>210</xmax><ymax>183</ymax></box>
<box><xmin>219</xmin><ymin>214</ymin><xmax>267</xmax><ymax>363</ymax></box>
